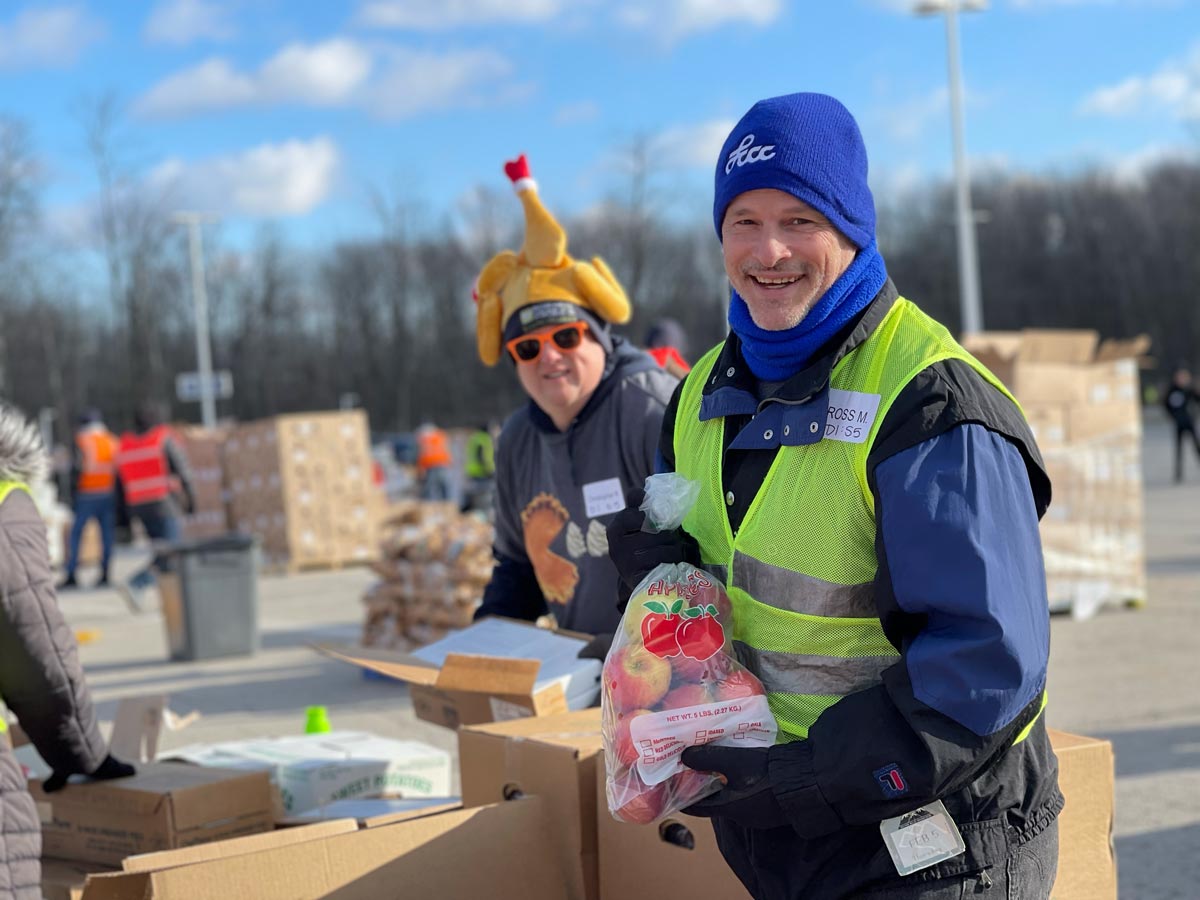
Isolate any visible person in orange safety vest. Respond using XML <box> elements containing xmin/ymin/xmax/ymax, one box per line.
<box><xmin>415</xmin><ymin>423</ymin><xmax>454</xmax><ymax>502</ymax></box>
<box><xmin>114</xmin><ymin>401</ymin><xmax>195</xmax><ymax>612</ymax></box>
<box><xmin>59</xmin><ymin>409</ymin><xmax>120</xmax><ymax>590</ymax></box>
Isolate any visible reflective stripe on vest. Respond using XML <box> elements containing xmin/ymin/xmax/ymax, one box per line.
<box><xmin>77</xmin><ymin>428</ymin><xmax>118</xmax><ymax>493</ymax></box>
<box><xmin>676</xmin><ymin>297</ymin><xmax>1038</xmax><ymax>741</ymax></box>
<box><xmin>117</xmin><ymin>426</ymin><xmax>172</xmax><ymax>505</ymax></box>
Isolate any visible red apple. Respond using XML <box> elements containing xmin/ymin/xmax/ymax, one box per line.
<box><xmin>715</xmin><ymin>666</ymin><xmax>767</xmax><ymax>701</ymax></box>
<box><xmin>605</xmin><ymin>646</ymin><xmax>672</xmax><ymax>711</ymax></box>
<box><xmin>616</xmin><ymin>781</ymin><xmax>667</xmax><ymax>825</ymax></box>
<box><xmin>671</xmin><ymin>648</ymin><xmax>732</xmax><ymax>685</ymax></box>
<box><xmin>660</xmin><ymin>683</ymin><xmax>714</xmax><ymax>710</ymax></box>
<box><xmin>614</xmin><ymin>708</ymin><xmax>653</xmax><ymax>768</ymax></box>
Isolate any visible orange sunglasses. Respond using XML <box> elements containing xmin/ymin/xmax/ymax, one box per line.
<box><xmin>505</xmin><ymin>321</ymin><xmax>590</xmax><ymax>363</ymax></box>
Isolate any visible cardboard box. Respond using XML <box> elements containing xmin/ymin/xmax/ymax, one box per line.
<box><xmin>80</xmin><ymin>798</ymin><xmax>567</xmax><ymax>900</ymax></box>
<box><xmin>163</xmin><ymin>731</ymin><xmax>452</xmax><ymax>815</ymax></box>
<box><xmin>120</xmin><ymin>818</ymin><xmax>360</xmax><ymax>873</ymax></box>
<box><xmin>278</xmin><ymin>797</ymin><xmax>462</xmax><ymax>828</ymax></box>
<box><xmin>594</xmin><ymin>749</ymin><xmax>752</xmax><ymax>900</ymax></box>
<box><xmin>1049</xmin><ymin>729</ymin><xmax>1116</xmax><ymax>900</ymax></box>
<box><xmin>32</xmin><ymin>762</ymin><xmax>274</xmax><ymax>866</ymax></box>
<box><xmin>460</xmin><ymin>708</ymin><xmax>605</xmax><ymax>900</ymax></box>
<box><xmin>41</xmin><ymin>858</ymin><xmax>116</xmax><ymax>900</ymax></box>
<box><xmin>315</xmin><ymin>617</ymin><xmax>602</xmax><ymax>728</ymax></box>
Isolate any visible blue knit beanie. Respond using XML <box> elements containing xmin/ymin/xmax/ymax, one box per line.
<box><xmin>713</xmin><ymin>93</ymin><xmax>875</xmax><ymax>249</ymax></box>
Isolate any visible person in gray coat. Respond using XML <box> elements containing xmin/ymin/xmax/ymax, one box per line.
<box><xmin>0</xmin><ymin>403</ymin><xmax>134</xmax><ymax>899</ymax></box>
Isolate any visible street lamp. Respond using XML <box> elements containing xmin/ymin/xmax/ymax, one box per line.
<box><xmin>172</xmin><ymin>212</ymin><xmax>218</xmax><ymax>429</ymax></box>
<box><xmin>915</xmin><ymin>0</ymin><xmax>987</xmax><ymax>336</ymax></box>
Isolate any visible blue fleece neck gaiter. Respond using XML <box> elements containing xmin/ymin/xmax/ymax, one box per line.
<box><xmin>728</xmin><ymin>240</ymin><xmax>888</xmax><ymax>382</ymax></box>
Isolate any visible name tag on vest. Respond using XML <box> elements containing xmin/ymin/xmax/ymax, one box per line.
<box><xmin>824</xmin><ymin>389</ymin><xmax>881</xmax><ymax>444</ymax></box>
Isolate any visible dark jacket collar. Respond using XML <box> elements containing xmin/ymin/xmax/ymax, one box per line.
<box><xmin>700</xmin><ymin>279</ymin><xmax>899</xmax><ymax>420</ymax></box>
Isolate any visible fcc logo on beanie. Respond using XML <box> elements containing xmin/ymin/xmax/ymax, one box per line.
<box><xmin>725</xmin><ymin>134</ymin><xmax>777</xmax><ymax>175</ymax></box>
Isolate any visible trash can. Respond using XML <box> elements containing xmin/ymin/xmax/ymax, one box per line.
<box><xmin>158</xmin><ymin>534</ymin><xmax>260</xmax><ymax>661</ymax></box>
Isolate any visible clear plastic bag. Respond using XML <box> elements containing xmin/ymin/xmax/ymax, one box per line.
<box><xmin>602</xmin><ymin>475</ymin><xmax>777</xmax><ymax>825</ymax></box>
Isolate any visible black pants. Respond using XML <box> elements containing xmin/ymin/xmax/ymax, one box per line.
<box><xmin>1175</xmin><ymin>423</ymin><xmax>1200</xmax><ymax>482</ymax></box>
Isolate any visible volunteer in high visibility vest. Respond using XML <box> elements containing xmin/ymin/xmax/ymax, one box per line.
<box><xmin>114</xmin><ymin>401</ymin><xmax>195</xmax><ymax>612</ymax></box>
<box><xmin>415</xmin><ymin>423</ymin><xmax>453</xmax><ymax>502</ymax></box>
<box><xmin>460</xmin><ymin>423</ymin><xmax>496</xmax><ymax>515</ymax></box>
<box><xmin>59</xmin><ymin>409</ymin><xmax>119</xmax><ymax>590</ymax></box>
<box><xmin>0</xmin><ymin>403</ymin><xmax>135</xmax><ymax>898</ymax></box>
<box><xmin>607</xmin><ymin>94</ymin><xmax>1061</xmax><ymax>899</ymax></box>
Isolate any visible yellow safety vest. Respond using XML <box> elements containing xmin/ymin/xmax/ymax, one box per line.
<box><xmin>676</xmin><ymin>297</ymin><xmax>1044</xmax><ymax>741</ymax></box>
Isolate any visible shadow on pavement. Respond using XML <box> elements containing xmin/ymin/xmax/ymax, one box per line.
<box><xmin>1097</xmin><ymin>723</ymin><xmax>1200</xmax><ymax>778</ymax></box>
<box><xmin>1116</xmin><ymin>822</ymin><xmax>1200</xmax><ymax>900</ymax></box>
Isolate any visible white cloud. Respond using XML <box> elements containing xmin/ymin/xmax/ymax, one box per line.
<box><xmin>148</xmin><ymin>136</ymin><xmax>340</xmax><ymax>217</ymax></box>
<box><xmin>1079</xmin><ymin>42</ymin><xmax>1200</xmax><ymax>119</ymax></box>
<box><xmin>368</xmin><ymin>48</ymin><xmax>515</xmax><ymax>119</ymax></box>
<box><xmin>144</xmin><ymin>0</ymin><xmax>234</xmax><ymax>45</ymax></box>
<box><xmin>135</xmin><ymin>39</ymin><xmax>372</xmax><ymax>117</ymax></box>
<box><xmin>554</xmin><ymin>100</ymin><xmax>601</xmax><ymax>125</ymax></box>
<box><xmin>0</xmin><ymin>5</ymin><xmax>104</xmax><ymax>68</ymax></box>
<box><xmin>1109</xmin><ymin>142</ymin><xmax>1196</xmax><ymax>182</ymax></box>
<box><xmin>616</xmin><ymin>0</ymin><xmax>782</xmax><ymax>40</ymax></box>
<box><xmin>356</xmin><ymin>0</ymin><xmax>562</xmax><ymax>29</ymax></box>
<box><xmin>652</xmin><ymin>119</ymin><xmax>736</xmax><ymax>169</ymax></box>
<box><xmin>877</xmin><ymin>87</ymin><xmax>950</xmax><ymax>143</ymax></box>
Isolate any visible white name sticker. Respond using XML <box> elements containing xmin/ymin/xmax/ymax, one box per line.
<box><xmin>824</xmin><ymin>389</ymin><xmax>881</xmax><ymax>444</ymax></box>
<box><xmin>583</xmin><ymin>477</ymin><xmax>626</xmax><ymax>518</ymax></box>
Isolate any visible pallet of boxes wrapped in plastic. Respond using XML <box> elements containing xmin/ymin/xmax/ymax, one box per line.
<box><xmin>222</xmin><ymin>411</ymin><xmax>381</xmax><ymax>572</ymax></box>
<box><xmin>964</xmin><ymin>329</ymin><xmax>1149</xmax><ymax>618</ymax></box>
<box><xmin>362</xmin><ymin>501</ymin><xmax>494</xmax><ymax>647</ymax></box>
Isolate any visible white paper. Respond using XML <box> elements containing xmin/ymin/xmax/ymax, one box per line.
<box><xmin>583</xmin><ymin>477</ymin><xmax>626</xmax><ymax>518</ymax></box>
<box><xmin>824</xmin><ymin>389</ymin><xmax>881</xmax><ymax>444</ymax></box>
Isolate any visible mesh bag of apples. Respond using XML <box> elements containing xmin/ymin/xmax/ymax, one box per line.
<box><xmin>602</xmin><ymin>477</ymin><xmax>777</xmax><ymax>825</ymax></box>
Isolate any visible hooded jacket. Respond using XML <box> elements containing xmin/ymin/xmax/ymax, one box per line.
<box><xmin>477</xmin><ymin>339</ymin><xmax>678</xmax><ymax>635</ymax></box>
<box><xmin>0</xmin><ymin>405</ymin><xmax>107</xmax><ymax>899</ymax></box>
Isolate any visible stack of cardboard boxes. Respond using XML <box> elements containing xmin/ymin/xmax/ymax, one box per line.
<box><xmin>965</xmin><ymin>329</ymin><xmax>1149</xmax><ymax>616</ymax></box>
<box><xmin>361</xmin><ymin>501</ymin><xmax>493</xmax><ymax>647</ymax></box>
<box><xmin>176</xmin><ymin>426</ymin><xmax>229</xmax><ymax>542</ymax></box>
<box><xmin>222</xmin><ymin>411</ymin><xmax>380</xmax><ymax>570</ymax></box>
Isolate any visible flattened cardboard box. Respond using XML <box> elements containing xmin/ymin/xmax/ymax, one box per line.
<box><xmin>31</xmin><ymin>762</ymin><xmax>274</xmax><ymax>867</ymax></box>
<box><xmin>120</xmin><ymin>818</ymin><xmax>360</xmax><ymax>873</ymax></box>
<box><xmin>314</xmin><ymin>617</ymin><xmax>600</xmax><ymax>728</ymax></box>
<box><xmin>1049</xmin><ymin>728</ymin><xmax>1116</xmax><ymax>900</ymax></box>
<box><xmin>459</xmin><ymin>708</ymin><xmax>605</xmax><ymax>900</ymax></box>
<box><xmin>80</xmin><ymin>798</ymin><xmax>567</xmax><ymax>900</ymax></box>
<box><xmin>593</xmin><ymin>749</ymin><xmax>752</xmax><ymax>900</ymax></box>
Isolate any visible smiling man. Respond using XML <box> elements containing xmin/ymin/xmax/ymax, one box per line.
<box><xmin>607</xmin><ymin>94</ymin><xmax>1062</xmax><ymax>899</ymax></box>
<box><xmin>472</xmin><ymin>155</ymin><xmax>677</xmax><ymax>651</ymax></box>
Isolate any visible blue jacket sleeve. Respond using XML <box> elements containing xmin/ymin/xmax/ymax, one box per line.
<box><xmin>769</xmin><ymin>424</ymin><xmax>1050</xmax><ymax>835</ymax></box>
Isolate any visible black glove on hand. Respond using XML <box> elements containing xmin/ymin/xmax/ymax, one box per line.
<box><xmin>607</xmin><ymin>488</ymin><xmax>701</xmax><ymax>612</ymax></box>
<box><xmin>576</xmin><ymin>631</ymin><xmax>615</xmax><ymax>661</ymax></box>
<box><xmin>680</xmin><ymin>744</ymin><xmax>788</xmax><ymax>829</ymax></box>
<box><xmin>43</xmin><ymin>754</ymin><xmax>137</xmax><ymax>794</ymax></box>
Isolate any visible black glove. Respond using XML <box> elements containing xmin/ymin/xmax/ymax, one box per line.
<box><xmin>576</xmin><ymin>631</ymin><xmax>615</xmax><ymax>661</ymax></box>
<box><xmin>607</xmin><ymin>488</ymin><xmax>701</xmax><ymax>612</ymax></box>
<box><xmin>43</xmin><ymin>754</ymin><xmax>137</xmax><ymax>794</ymax></box>
<box><xmin>680</xmin><ymin>744</ymin><xmax>788</xmax><ymax>829</ymax></box>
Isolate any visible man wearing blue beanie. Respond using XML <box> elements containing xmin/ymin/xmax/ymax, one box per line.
<box><xmin>608</xmin><ymin>93</ymin><xmax>1061</xmax><ymax>899</ymax></box>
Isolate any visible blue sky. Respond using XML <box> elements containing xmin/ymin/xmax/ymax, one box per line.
<box><xmin>2</xmin><ymin>0</ymin><xmax>1198</xmax><ymax>250</ymax></box>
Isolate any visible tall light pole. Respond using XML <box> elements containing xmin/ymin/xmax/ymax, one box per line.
<box><xmin>915</xmin><ymin>0</ymin><xmax>986</xmax><ymax>335</ymax></box>
<box><xmin>173</xmin><ymin>212</ymin><xmax>218</xmax><ymax>428</ymax></box>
